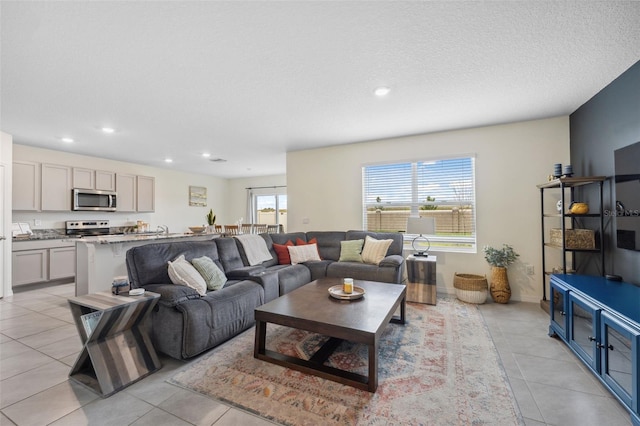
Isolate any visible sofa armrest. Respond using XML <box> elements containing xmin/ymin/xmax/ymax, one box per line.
<box><xmin>243</xmin><ymin>271</ymin><xmax>279</xmax><ymax>303</ymax></box>
<box><xmin>142</xmin><ymin>283</ymin><xmax>201</xmax><ymax>308</ymax></box>
<box><xmin>378</xmin><ymin>254</ymin><xmax>405</xmax><ymax>268</ymax></box>
<box><xmin>225</xmin><ymin>265</ymin><xmax>266</xmax><ymax>279</ymax></box>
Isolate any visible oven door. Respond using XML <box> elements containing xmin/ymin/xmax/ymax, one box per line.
<box><xmin>72</xmin><ymin>189</ymin><xmax>117</xmax><ymax>211</ymax></box>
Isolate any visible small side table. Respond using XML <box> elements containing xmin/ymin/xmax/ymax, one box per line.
<box><xmin>406</xmin><ymin>254</ymin><xmax>437</xmax><ymax>305</ymax></box>
<box><xmin>67</xmin><ymin>290</ymin><xmax>161</xmax><ymax>397</ymax></box>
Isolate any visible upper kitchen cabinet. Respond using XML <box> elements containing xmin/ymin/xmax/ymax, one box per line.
<box><xmin>73</xmin><ymin>168</ymin><xmax>116</xmax><ymax>191</ymax></box>
<box><xmin>115</xmin><ymin>173</ymin><xmax>154</xmax><ymax>212</ymax></box>
<box><xmin>137</xmin><ymin>175</ymin><xmax>155</xmax><ymax>212</ymax></box>
<box><xmin>95</xmin><ymin>170</ymin><xmax>116</xmax><ymax>191</ymax></box>
<box><xmin>13</xmin><ymin>161</ymin><xmax>40</xmax><ymax>211</ymax></box>
<box><xmin>116</xmin><ymin>173</ymin><xmax>137</xmax><ymax>212</ymax></box>
<box><xmin>42</xmin><ymin>164</ymin><xmax>72</xmax><ymax>211</ymax></box>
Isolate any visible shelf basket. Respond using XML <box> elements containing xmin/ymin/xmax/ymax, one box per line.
<box><xmin>453</xmin><ymin>273</ymin><xmax>488</xmax><ymax>304</ymax></box>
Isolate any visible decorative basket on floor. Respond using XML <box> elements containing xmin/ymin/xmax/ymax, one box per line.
<box><xmin>453</xmin><ymin>273</ymin><xmax>489</xmax><ymax>304</ymax></box>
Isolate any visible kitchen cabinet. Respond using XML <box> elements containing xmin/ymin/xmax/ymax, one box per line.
<box><xmin>95</xmin><ymin>170</ymin><xmax>116</xmax><ymax>191</ymax></box>
<box><xmin>137</xmin><ymin>175</ymin><xmax>155</xmax><ymax>212</ymax></box>
<box><xmin>13</xmin><ymin>161</ymin><xmax>40</xmax><ymax>211</ymax></box>
<box><xmin>49</xmin><ymin>246</ymin><xmax>76</xmax><ymax>280</ymax></box>
<box><xmin>550</xmin><ymin>274</ymin><xmax>640</xmax><ymax>425</ymax></box>
<box><xmin>12</xmin><ymin>239</ymin><xmax>76</xmax><ymax>286</ymax></box>
<box><xmin>42</xmin><ymin>163</ymin><xmax>72</xmax><ymax>211</ymax></box>
<box><xmin>116</xmin><ymin>173</ymin><xmax>136</xmax><ymax>212</ymax></box>
<box><xmin>12</xmin><ymin>249</ymin><xmax>47</xmax><ymax>286</ymax></box>
<box><xmin>73</xmin><ymin>168</ymin><xmax>115</xmax><ymax>191</ymax></box>
<box><xmin>116</xmin><ymin>173</ymin><xmax>155</xmax><ymax>212</ymax></box>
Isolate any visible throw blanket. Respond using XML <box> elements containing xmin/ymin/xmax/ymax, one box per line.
<box><xmin>235</xmin><ymin>234</ymin><xmax>273</xmax><ymax>266</ymax></box>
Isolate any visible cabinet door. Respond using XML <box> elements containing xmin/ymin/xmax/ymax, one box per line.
<box><xmin>550</xmin><ymin>280</ymin><xmax>569</xmax><ymax>340</ymax></box>
<box><xmin>41</xmin><ymin>164</ymin><xmax>72</xmax><ymax>211</ymax></box>
<box><xmin>49</xmin><ymin>247</ymin><xmax>76</xmax><ymax>280</ymax></box>
<box><xmin>136</xmin><ymin>175</ymin><xmax>155</xmax><ymax>212</ymax></box>
<box><xmin>600</xmin><ymin>312</ymin><xmax>639</xmax><ymax>411</ymax></box>
<box><xmin>12</xmin><ymin>249</ymin><xmax>47</xmax><ymax>286</ymax></box>
<box><xmin>13</xmin><ymin>161</ymin><xmax>40</xmax><ymax>211</ymax></box>
<box><xmin>569</xmin><ymin>293</ymin><xmax>600</xmax><ymax>372</ymax></box>
<box><xmin>95</xmin><ymin>170</ymin><xmax>115</xmax><ymax>191</ymax></box>
<box><xmin>72</xmin><ymin>168</ymin><xmax>95</xmax><ymax>189</ymax></box>
<box><xmin>116</xmin><ymin>173</ymin><xmax>136</xmax><ymax>212</ymax></box>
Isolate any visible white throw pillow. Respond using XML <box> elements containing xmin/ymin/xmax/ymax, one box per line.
<box><xmin>361</xmin><ymin>235</ymin><xmax>394</xmax><ymax>265</ymax></box>
<box><xmin>288</xmin><ymin>243</ymin><xmax>321</xmax><ymax>265</ymax></box>
<box><xmin>168</xmin><ymin>255</ymin><xmax>207</xmax><ymax>296</ymax></box>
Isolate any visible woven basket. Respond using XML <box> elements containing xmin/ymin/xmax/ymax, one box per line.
<box><xmin>453</xmin><ymin>273</ymin><xmax>488</xmax><ymax>304</ymax></box>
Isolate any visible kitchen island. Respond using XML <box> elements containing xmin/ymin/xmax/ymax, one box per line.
<box><xmin>75</xmin><ymin>232</ymin><xmax>217</xmax><ymax>295</ymax></box>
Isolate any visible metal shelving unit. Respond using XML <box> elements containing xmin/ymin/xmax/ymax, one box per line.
<box><xmin>538</xmin><ymin>176</ymin><xmax>606</xmax><ymax>301</ymax></box>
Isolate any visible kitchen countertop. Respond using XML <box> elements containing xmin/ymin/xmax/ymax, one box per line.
<box><xmin>76</xmin><ymin>232</ymin><xmax>218</xmax><ymax>244</ymax></box>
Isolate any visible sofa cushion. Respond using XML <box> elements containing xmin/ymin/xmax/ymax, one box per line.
<box><xmin>306</xmin><ymin>231</ymin><xmax>347</xmax><ymax>261</ymax></box>
<box><xmin>273</xmin><ymin>240</ymin><xmax>294</xmax><ymax>264</ymax></box>
<box><xmin>361</xmin><ymin>235</ymin><xmax>394</xmax><ymax>265</ymax></box>
<box><xmin>288</xmin><ymin>243</ymin><xmax>321</xmax><ymax>264</ymax></box>
<box><xmin>168</xmin><ymin>255</ymin><xmax>207</xmax><ymax>296</ymax></box>
<box><xmin>192</xmin><ymin>256</ymin><xmax>227</xmax><ymax>291</ymax></box>
<box><xmin>339</xmin><ymin>239</ymin><xmax>364</xmax><ymax>263</ymax></box>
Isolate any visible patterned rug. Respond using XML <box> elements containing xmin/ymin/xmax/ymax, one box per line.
<box><xmin>169</xmin><ymin>297</ymin><xmax>523</xmax><ymax>425</ymax></box>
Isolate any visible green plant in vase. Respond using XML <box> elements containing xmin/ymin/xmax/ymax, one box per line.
<box><xmin>483</xmin><ymin>244</ymin><xmax>519</xmax><ymax>304</ymax></box>
<box><xmin>206</xmin><ymin>209</ymin><xmax>216</xmax><ymax>231</ymax></box>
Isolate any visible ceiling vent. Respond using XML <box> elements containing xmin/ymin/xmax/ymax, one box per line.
<box><xmin>209</xmin><ymin>158</ymin><xmax>227</xmax><ymax>163</ymax></box>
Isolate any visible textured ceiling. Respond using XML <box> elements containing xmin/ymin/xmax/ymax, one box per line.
<box><xmin>2</xmin><ymin>1</ymin><xmax>640</xmax><ymax>178</ymax></box>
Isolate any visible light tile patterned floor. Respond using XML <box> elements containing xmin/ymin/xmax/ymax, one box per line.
<box><xmin>0</xmin><ymin>283</ymin><xmax>633</xmax><ymax>425</ymax></box>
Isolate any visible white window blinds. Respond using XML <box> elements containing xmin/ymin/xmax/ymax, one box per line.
<box><xmin>362</xmin><ymin>156</ymin><xmax>476</xmax><ymax>252</ymax></box>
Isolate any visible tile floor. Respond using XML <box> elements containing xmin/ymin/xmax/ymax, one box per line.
<box><xmin>0</xmin><ymin>283</ymin><xmax>633</xmax><ymax>426</ymax></box>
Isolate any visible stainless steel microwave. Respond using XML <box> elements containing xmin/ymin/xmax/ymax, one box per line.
<box><xmin>72</xmin><ymin>189</ymin><xmax>117</xmax><ymax>211</ymax></box>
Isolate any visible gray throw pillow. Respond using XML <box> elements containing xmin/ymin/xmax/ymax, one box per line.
<box><xmin>192</xmin><ymin>256</ymin><xmax>227</xmax><ymax>291</ymax></box>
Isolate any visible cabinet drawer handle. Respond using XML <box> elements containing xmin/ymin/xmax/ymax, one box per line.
<box><xmin>597</xmin><ymin>343</ymin><xmax>614</xmax><ymax>350</ymax></box>
<box><xmin>588</xmin><ymin>336</ymin><xmax>596</xmax><ymax>342</ymax></box>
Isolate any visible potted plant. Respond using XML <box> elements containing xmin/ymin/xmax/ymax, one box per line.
<box><xmin>483</xmin><ymin>244</ymin><xmax>519</xmax><ymax>303</ymax></box>
<box><xmin>206</xmin><ymin>209</ymin><xmax>216</xmax><ymax>233</ymax></box>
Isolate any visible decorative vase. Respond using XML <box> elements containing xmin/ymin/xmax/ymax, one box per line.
<box><xmin>490</xmin><ymin>266</ymin><xmax>511</xmax><ymax>304</ymax></box>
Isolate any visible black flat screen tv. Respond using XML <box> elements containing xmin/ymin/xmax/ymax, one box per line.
<box><xmin>614</xmin><ymin>141</ymin><xmax>640</xmax><ymax>251</ymax></box>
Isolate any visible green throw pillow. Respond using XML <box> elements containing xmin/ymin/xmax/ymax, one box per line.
<box><xmin>192</xmin><ymin>256</ymin><xmax>227</xmax><ymax>291</ymax></box>
<box><xmin>339</xmin><ymin>239</ymin><xmax>364</xmax><ymax>263</ymax></box>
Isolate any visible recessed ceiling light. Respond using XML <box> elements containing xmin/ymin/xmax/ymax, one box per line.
<box><xmin>164</xmin><ymin>158</ymin><xmax>173</xmax><ymax>163</ymax></box>
<box><xmin>101</xmin><ymin>127</ymin><xmax>115</xmax><ymax>134</ymax></box>
<box><xmin>61</xmin><ymin>137</ymin><xmax>74</xmax><ymax>143</ymax></box>
<box><xmin>202</xmin><ymin>153</ymin><xmax>211</xmax><ymax>158</ymax></box>
<box><xmin>374</xmin><ymin>86</ymin><xmax>390</xmax><ymax>96</ymax></box>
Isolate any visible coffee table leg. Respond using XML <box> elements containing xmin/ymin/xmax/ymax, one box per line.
<box><xmin>254</xmin><ymin>320</ymin><xmax>266</xmax><ymax>358</ymax></box>
<box><xmin>368</xmin><ymin>339</ymin><xmax>379</xmax><ymax>392</ymax></box>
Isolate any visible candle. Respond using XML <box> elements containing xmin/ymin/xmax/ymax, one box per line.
<box><xmin>343</xmin><ymin>278</ymin><xmax>354</xmax><ymax>294</ymax></box>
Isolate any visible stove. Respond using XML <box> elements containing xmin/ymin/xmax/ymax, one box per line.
<box><xmin>65</xmin><ymin>220</ymin><xmax>112</xmax><ymax>237</ymax></box>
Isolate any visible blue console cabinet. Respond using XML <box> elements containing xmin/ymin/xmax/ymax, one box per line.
<box><xmin>550</xmin><ymin>274</ymin><xmax>640</xmax><ymax>425</ymax></box>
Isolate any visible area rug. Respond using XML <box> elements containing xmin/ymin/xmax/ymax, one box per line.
<box><xmin>169</xmin><ymin>297</ymin><xmax>523</xmax><ymax>425</ymax></box>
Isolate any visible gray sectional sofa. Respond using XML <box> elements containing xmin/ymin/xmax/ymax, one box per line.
<box><xmin>125</xmin><ymin>230</ymin><xmax>405</xmax><ymax>359</ymax></box>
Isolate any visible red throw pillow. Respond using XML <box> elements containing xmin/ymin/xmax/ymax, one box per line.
<box><xmin>295</xmin><ymin>237</ymin><xmax>321</xmax><ymax>259</ymax></box>
<box><xmin>296</xmin><ymin>237</ymin><xmax>317</xmax><ymax>246</ymax></box>
<box><xmin>273</xmin><ymin>240</ymin><xmax>294</xmax><ymax>264</ymax></box>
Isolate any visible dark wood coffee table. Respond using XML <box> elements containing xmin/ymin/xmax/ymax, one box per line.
<box><xmin>254</xmin><ymin>278</ymin><xmax>406</xmax><ymax>392</ymax></box>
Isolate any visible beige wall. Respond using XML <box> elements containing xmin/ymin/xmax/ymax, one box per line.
<box><xmin>287</xmin><ymin>116</ymin><xmax>571</xmax><ymax>302</ymax></box>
